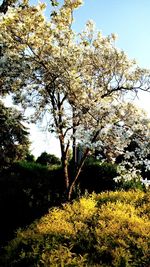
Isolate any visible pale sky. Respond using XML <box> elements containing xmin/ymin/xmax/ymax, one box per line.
<box><xmin>3</xmin><ymin>0</ymin><xmax>150</xmax><ymax>158</ymax></box>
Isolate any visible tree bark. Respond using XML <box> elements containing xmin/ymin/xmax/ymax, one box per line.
<box><xmin>59</xmin><ymin>135</ymin><xmax>70</xmax><ymax>192</ymax></box>
<box><xmin>68</xmin><ymin>129</ymin><xmax>101</xmax><ymax>200</ymax></box>
<box><xmin>61</xmin><ymin>152</ymin><xmax>69</xmax><ymax>190</ymax></box>
<box><xmin>72</xmin><ymin>107</ymin><xmax>77</xmax><ymax>166</ymax></box>
<box><xmin>68</xmin><ymin>148</ymin><xmax>90</xmax><ymax>200</ymax></box>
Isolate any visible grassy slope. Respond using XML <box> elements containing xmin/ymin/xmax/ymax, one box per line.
<box><xmin>1</xmin><ymin>190</ymin><xmax>150</xmax><ymax>267</ymax></box>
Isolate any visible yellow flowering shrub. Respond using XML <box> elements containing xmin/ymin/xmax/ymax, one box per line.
<box><xmin>1</xmin><ymin>190</ymin><xmax>150</xmax><ymax>266</ymax></box>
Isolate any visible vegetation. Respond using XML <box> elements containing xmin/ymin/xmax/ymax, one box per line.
<box><xmin>0</xmin><ymin>160</ymin><xmax>119</xmax><ymax>246</ymax></box>
<box><xmin>0</xmin><ymin>161</ymin><xmax>63</xmax><ymax>246</ymax></box>
<box><xmin>36</xmin><ymin>152</ymin><xmax>61</xmax><ymax>166</ymax></box>
<box><xmin>0</xmin><ymin>101</ymin><xmax>30</xmax><ymax>169</ymax></box>
<box><xmin>1</xmin><ymin>0</ymin><xmax>150</xmax><ymax>199</ymax></box>
<box><xmin>1</xmin><ymin>190</ymin><xmax>150</xmax><ymax>267</ymax></box>
<box><xmin>0</xmin><ymin>1</ymin><xmax>150</xmax><ymax>265</ymax></box>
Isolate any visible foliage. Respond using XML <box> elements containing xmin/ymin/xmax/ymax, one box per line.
<box><xmin>25</xmin><ymin>153</ymin><xmax>35</xmax><ymax>162</ymax></box>
<box><xmin>1</xmin><ymin>0</ymin><xmax>150</xmax><ymax>198</ymax></box>
<box><xmin>0</xmin><ymin>101</ymin><xmax>30</xmax><ymax>169</ymax></box>
<box><xmin>36</xmin><ymin>152</ymin><xmax>61</xmax><ymax>166</ymax></box>
<box><xmin>0</xmin><ymin>160</ymin><xmax>120</xmax><ymax>247</ymax></box>
<box><xmin>115</xmin><ymin>177</ymin><xmax>145</xmax><ymax>191</ymax></box>
<box><xmin>1</xmin><ymin>190</ymin><xmax>150</xmax><ymax>266</ymax></box>
<box><xmin>79</xmin><ymin>162</ymin><xmax>117</xmax><ymax>194</ymax></box>
<box><xmin>114</xmin><ymin>115</ymin><xmax>150</xmax><ymax>188</ymax></box>
<box><xmin>0</xmin><ymin>161</ymin><xmax>65</xmax><ymax>247</ymax></box>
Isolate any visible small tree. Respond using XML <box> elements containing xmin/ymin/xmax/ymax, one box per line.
<box><xmin>0</xmin><ymin>0</ymin><xmax>150</xmax><ymax>199</ymax></box>
<box><xmin>0</xmin><ymin>101</ymin><xmax>30</xmax><ymax>169</ymax></box>
<box><xmin>36</xmin><ymin>152</ymin><xmax>60</xmax><ymax>166</ymax></box>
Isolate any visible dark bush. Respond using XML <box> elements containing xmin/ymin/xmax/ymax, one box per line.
<box><xmin>0</xmin><ymin>161</ymin><xmax>64</xmax><ymax>247</ymax></box>
<box><xmin>79</xmin><ymin>162</ymin><xmax>117</xmax><ymax>193</ymax></box>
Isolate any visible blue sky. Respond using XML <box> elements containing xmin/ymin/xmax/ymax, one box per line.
<box><xmin>72</xmin><ymin>0</ymin><xmax>150</xmax><ymax>68</ymax></box>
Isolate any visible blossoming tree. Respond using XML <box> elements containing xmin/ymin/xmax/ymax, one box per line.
<box><xmin>0</xmin><ymin>0</ymin><xmax>150</xmax><ymax>199</ymax></box>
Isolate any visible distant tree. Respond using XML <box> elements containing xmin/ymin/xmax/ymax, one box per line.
<box><xmin>25</xmin><ymin>153</ymin><xmax>35</xmax><ymax>162</ymax></box>
<box><xmin>0</xmin><ymin>101</ymin><xmax>30</xmax><ymax>169</ymax></box>
<box><xmin>36</xmin><ymin>152</ymin><xmax>60</xmax><ymax>166</ymax></box>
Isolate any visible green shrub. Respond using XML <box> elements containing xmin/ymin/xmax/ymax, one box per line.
<box><xmin>1</xmin><ymin>190</ymin><xmax>150</xmax><ymax>267</ymax></box>
<box><xmin>79</xmin><ymin>162</ymin><xmax>117</xmax><ymax>193</ymax></box>
<box><xmin>0</xmin><ymin>161</ymin><xmax>64</xmax><ymax>247</ymax></box>
<box><xmin>115</xmin><ymin>177</ymin><xmax>145</xmax><ymax>191</ymax></box>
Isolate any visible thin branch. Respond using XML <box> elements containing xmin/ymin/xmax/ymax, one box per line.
<box><xmin>0</xmin><ymin>0</ymin><xmax>11</xmax><ymax>13</ymax></box>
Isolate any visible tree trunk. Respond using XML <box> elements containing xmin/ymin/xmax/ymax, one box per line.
<box><xmin>59</xmin><ymin>136</ymin><xmax>70</xmax><ymax>193</ymax></box>
<box><xmin>68</xmin><ymin>148</ymin><xmax>90</xmax><ymax>200</ymax></box>
<box><xmin>72</xmin><ymin>134</ymin><xmax>77</xmax><ymax>166</ymax></box>
<box><xmin>68</xmin><ymin>129</ymin><xmax>102</xmax><ymax>200</ymax></box>
<box><xmin>62</xmin><ymin>155</ymin><xmax>69</xmax><ymax>190</ymax></box>
<box><xmin>72</xmin><ymin>107</ymin><xmax>77</xmax><ymax>167</ymax></box>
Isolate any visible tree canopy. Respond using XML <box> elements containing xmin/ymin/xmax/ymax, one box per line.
<box><xmin>36</xmin><ymin>152</ymin><xmax>61</xmax><ymax>166</ymax></box>
<box><xmin>0</xmin><ymin>101</ymin><xmax>30</xmax><ymax>168</ymax></box>
<box><xmin>0</xmin><ymin>0</ymin><xmax>150</xmax><ymax>198</ymax></box>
